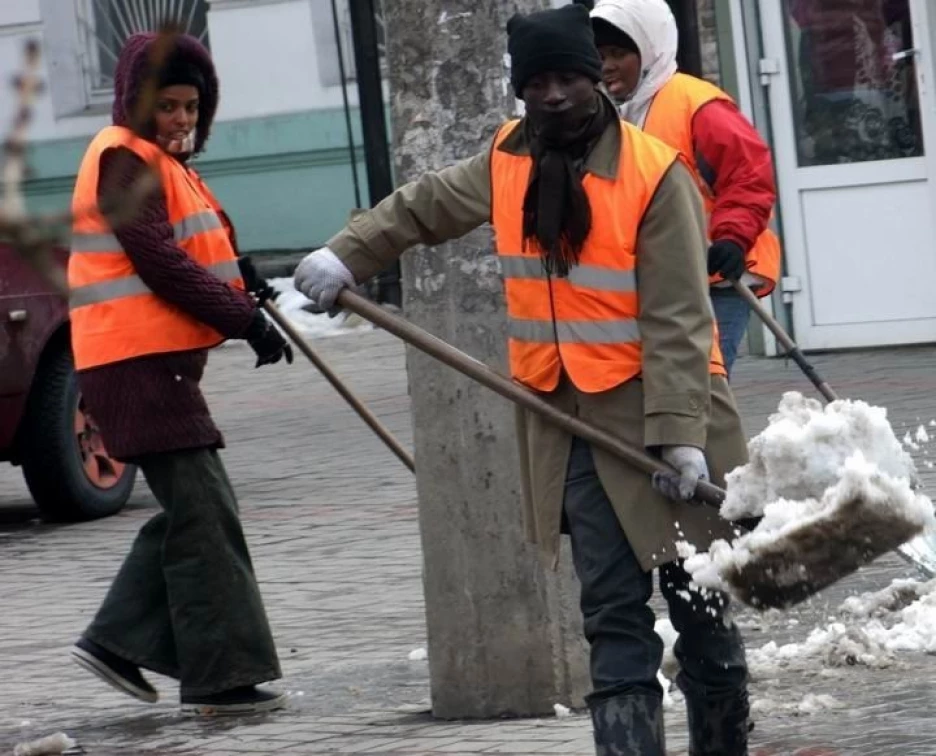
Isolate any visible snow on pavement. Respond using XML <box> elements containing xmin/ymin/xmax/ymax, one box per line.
<box><xmin>742</xmin><ymin>578</ymin><xmax>936</xmax><ymax>681</ymax></box>
<box><xmin>656</xmin><ymin>577</ymin><xmax>936</xmax><ymax>718</ymax></box>
<box><xmin>751</xmin><ymin>693</ymin><xmax>843</xmax><ymax>717</ymax></box>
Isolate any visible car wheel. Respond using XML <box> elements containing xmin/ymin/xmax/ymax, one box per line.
<box><xmin>19</xmin><ymin>343</ymin><xmax>136</xmax><ymax>522</ymax></box>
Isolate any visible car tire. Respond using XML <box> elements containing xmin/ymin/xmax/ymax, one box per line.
<box><xmin>19</xmin><ymin>343</ymin><xmax>136</xmax><ymax>522</ymax></box>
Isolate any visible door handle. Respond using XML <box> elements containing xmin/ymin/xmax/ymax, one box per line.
<box><xmin>892</xmin><ymin>47</ymin><xmax>920</xmax><ymax>62</ymax></box>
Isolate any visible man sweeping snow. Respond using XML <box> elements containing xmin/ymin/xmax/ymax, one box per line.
<box><xmin>293</xmin><ymin>4</ymin><xmax>753</xmax><ymax>753</ymax></box>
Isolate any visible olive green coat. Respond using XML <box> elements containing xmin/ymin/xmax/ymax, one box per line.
<box><xmin>327</xmin><ymin>114</ymin><xmax>748</xmax><ymax>571</ymax></box>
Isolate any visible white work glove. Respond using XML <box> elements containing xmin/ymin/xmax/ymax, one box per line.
<box><xmin>293</xmin><ymin>247</ymin><xmax>355</xmax><ymax>313</ymax></box>
<box><xmin>652</xmin><ymin>446</ymin><xmax>710</xmax><ymax>502</ymax></box>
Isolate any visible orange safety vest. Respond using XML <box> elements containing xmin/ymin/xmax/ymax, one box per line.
<box><xmin>491</xmin><ymin>119</ymin><xmax>727</xmax><ymax>393</ymax></box>
<box><xmin>68</xmin><ymin>126</ymin><xmax>244</xmax><ymax>371</ymax></box>
<box><xmin>644</xmin><ymin>73</ymin><xmax>781</xmax><ymax>297</ymax></box>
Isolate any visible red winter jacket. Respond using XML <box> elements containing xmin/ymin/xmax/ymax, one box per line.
<box><xmin>691</xmin><ymin>98</ymin><xmax>777</xmax><ymax>254</ymax></box>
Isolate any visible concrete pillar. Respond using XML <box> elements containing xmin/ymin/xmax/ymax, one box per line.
<box><xmin>383</xmin><ymin>0</ymin><xmax>590</xmax><ymax>719</ymax></box>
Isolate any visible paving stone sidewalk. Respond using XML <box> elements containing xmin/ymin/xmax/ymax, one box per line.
<box><xmin>2</xmin><ymin>327</ymin><xmax>936</xmax><ymax>755</ymax></box>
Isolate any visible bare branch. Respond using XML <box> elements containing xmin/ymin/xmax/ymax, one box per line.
<box><xmin>1</xmin><ymin>38</ymin><xmax>40</xmax><ymax>224</ymax></box>
<box><xmin>0</xmin><ymin>27</ymin><xmax>182</xmax><ymax>296</ymax></box>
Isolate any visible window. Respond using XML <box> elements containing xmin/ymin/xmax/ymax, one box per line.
<box><xmin>782</xmin><ymin>0</ymin><xmax>923</xmax><ymax>165</ymax></box>
<box><xmin>40</xmin><ymin>0</ymin><xmax>211</xmax><ymax>117</ymax></box>
<box><xmin>80</xmin><ymin>0</ymin><xmax>210</xmax><ymax>96</ymax></box>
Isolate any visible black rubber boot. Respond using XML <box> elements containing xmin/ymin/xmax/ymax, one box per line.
<box><xmin>589</xmin><ymin>692</ymin><xmax>666</xmax><ymax>756</ymax></box>
<box><xmin>685</xmin><ymin>688</ymin><xmax>750</xmax><ymax>756</ymax></box>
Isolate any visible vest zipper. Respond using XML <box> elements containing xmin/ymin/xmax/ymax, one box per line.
<box><xmin>545</xmin><ymin>269</ymin><xmax>565</xmax><ymax>375</ymax></box>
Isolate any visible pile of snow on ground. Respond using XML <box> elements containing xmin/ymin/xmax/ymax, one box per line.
<box><xmin>751</xmin><ymin>693</ymin><xmax>842</xmax><ymax>717</ymax></box>
<box><xmin>680</xmin><ymin>393</ymin><xmax>934</xmax><ymax>598</ymax></box>
<box><xmin>747</xmin><ymin>578</ymin><xmax>936</xmax><ymax>679</ymax></box>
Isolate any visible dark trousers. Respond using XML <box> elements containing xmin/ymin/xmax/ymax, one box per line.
<box><xmin>563</xmin><ymin>438</ymin><xmax>747</xmax><ymax>706</ymax></box>
<box><xmin>84</xmin><ymin>448</ymin><xmax>281</xmax><ymax>697</ymax></box>
<box><xmin>710</xmin><ymin>288</ymin><xmax>753</xmax><ymax>378</ymax></box>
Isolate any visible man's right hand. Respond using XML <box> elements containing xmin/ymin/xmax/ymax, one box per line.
<box><xmin>293</xmin><ymin>247</ymin><xmax>355</xmax><ymax>313</ymax></box>
<box><xmin>707</xmin><ymin>240</ymin><xmax>746</xmax><ymax>281</ymax></box>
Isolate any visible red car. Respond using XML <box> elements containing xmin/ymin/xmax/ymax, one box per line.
<box><xmin>0</xmin><ymin>243</ymin><xmax>135</xmax><ymax>520</ymax></box>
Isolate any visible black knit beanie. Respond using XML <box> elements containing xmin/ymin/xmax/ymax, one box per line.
<box><xmin>507</xmin><ymin>2</ymin><xmax>603</xmax><ymax>96</ymax></box>
<box><xmin>158</xmin><ymin>53</ymin><xmax>206</xmax><ymax>96</ymax></box>
<box><xmin>592</xmin><ymin>18</ymin><xmax>640</xmax><ymax>55</ymax></box>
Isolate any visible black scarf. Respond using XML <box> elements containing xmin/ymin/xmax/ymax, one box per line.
<box><xmin>522</xmin><ymin>94</ymin><xmax>615</xmax><ymax>277</ymax></box>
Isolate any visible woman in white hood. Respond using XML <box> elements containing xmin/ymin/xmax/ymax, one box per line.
<box><xmin>591</xmin><ymin>0</ymin><xmax>781</xmax><ymax>377</ymax></box>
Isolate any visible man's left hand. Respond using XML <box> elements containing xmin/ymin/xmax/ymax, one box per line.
<box><xmin>244</xmin><ymin>310</ymin><xmax>293</xmax><ymax>368</ymax></box>
<box><xmin>652</xmin><ymin>446</ymin><xmax>710</xmax><ymax>502</ymax></box>
<box><xmin>707</xmin><ymin>240</ymin><xmax>746</xmax><ymax>281</ymax></box>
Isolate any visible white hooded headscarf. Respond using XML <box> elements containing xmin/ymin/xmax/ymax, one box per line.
<box><xmin>591</xmin><ymin>0</ymin><xmax>679</xmax><ymax>127</ymax></box>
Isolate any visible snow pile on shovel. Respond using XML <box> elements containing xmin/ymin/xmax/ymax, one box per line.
<box><xmin>680</xmin><ymin>392</ymin><xmax>935</xmax><ymax>609</ymax></box>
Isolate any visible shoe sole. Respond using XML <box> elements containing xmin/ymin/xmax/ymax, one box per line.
<box><xmin>71</xmin><ymin>646</ymin><xmax>159</xmax><ymax>703</ymax></box>
<box><xmin>180</xmin><ymin>692</ymin><xmax>288</xmax><ymax>717</ymax></box>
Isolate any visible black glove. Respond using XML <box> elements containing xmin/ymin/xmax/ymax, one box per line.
<box><xmin>244</xmin><ymin>310</ymin><xmax>293</xmax><ymax>368</ymax></box>
<box><xmin>237</xmin><ymin>256</ymin><xmax>280</xmax><ymax>306</ymax></box>
<box><xmin>707</xmin><ymin>240</ymin><xmax>747</xmax><ymax>281</ymax></box>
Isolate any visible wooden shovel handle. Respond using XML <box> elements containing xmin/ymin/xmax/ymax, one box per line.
<box><xmin>731</xmin><ymin>281</ymin><xmax>839</xmax><ymax>403</ymax></box>
<box><xmin>337</xmin><ymin>289</ymin><xmax>726</xmax><ymax>508</ymax></box>
<box><xmin>264</xmin><ymin>300</ymin><xmax>416</xmax><ymax>473</ymax></box>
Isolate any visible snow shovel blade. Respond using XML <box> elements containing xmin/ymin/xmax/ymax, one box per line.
<box><xmin>731</xmin><ymin>280</ymin><xmax>936</xmax><ymax>583</ymax></box>
<box><xmin>721</xmin><ymin>493</ymin><xmax>926</xmax><ymax>610</ymax></box>
<box><xmin>896</xmin><ymin>532</ymin><xmax>936</xmax><ymax>579</ymax></box>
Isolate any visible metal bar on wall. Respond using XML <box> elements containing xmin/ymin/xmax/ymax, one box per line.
<box><xmin>667</xmin><ymin>0</ymin><xmax>703</xmax><ymax>76</ymax></box>
<box><xmin>737</xmin><ymin>0</ymin><xmax>793</xmax><ymax>351</ymax></box>
<box><xmin>348</xmin><ymin>0</ymin><xmax>402</xmax><ymax>308</ymax></box>
<box><xmin>328</xmin><ymin>0</ymin><xmax>363</xmax><ymax>210</ymax></box>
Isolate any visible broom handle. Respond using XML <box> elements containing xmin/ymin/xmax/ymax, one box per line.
<box><xmin>263</xmin><ymin>300</ymin><xmax>416</xmax><ymax>473</ymax></box>
<box><xmin>731</xmin><ymin>281</ymin><xmax>839</xmax><ymax>403</ymax></box>
<box><xmin>337</xmin><ymin>289</ymin><xmax>727</xmax><ymax>508</ymax></box>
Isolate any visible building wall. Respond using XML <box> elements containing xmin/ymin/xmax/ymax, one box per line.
<box><xmin>3</xmin><ymin>0</ymin><xmax>727</xmax><ymax>253</ymax></box>
<box><xmin>0</xmin><ymin>0</ymin><xmax>369</xmax><ymax>253</ymax></box>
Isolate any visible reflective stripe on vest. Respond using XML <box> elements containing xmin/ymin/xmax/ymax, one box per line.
<box><xmin>69</xmin><ymin>259</ymin><xmax>241</xmax><ymax>309</ymax></box>
<box><xmin>498</xmin><ymin>255</ymin><xmax>637</xmax><ymax>293</ymax></box>
<box><xmin>508</xmin><ymin>318</ymin><xmax>642</xmax><ymax>345</ymax></box>
<box><xmin>68</xmin><ymin>125</ymin><xmax>244</xmax><ymax>370</ymax></box>
<box><xmin>69</xmin><ymin>210</ymin><xmax>224</xmax><ymax>253</ymax></box>
<box><xmin>643</xmin><ymin>73</ymin><xmax>781</xmax><ymax>296</ymax></box>
<box><xmin>491</xmin><ymin>119</ymin><xmax>727</xmax><ymax>393</ymax></box>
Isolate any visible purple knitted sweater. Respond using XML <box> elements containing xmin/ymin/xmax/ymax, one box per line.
<box><xmin>77</xmin><ymin>33</ymin><xmax>256</xmax><ymax>461</ymax></box>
